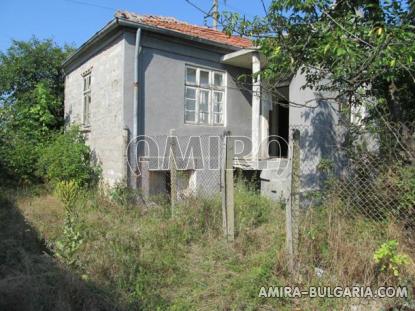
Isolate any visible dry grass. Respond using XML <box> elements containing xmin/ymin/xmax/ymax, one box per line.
<box><xmin>0</xmin><ymin>190</ymin><xmax>122</xmax><ymax>311</ymax></box>
<box><xmin>1</xmin><ymin>184</ymin><xmax>414</xmax><ymax>310</ymax></box>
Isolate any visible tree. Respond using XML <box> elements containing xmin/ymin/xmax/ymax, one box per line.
<box><xmin>0</xmin><ymin>38</ymin><xmax>74</xmax><ymax>184</ymax></box>
<box><xmin>222</xmin><ymin>0</ymin><xmax>415</xmax><ymax>124</ymax></box>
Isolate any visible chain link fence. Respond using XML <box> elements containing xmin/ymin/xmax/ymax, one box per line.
<box><xmin>137</xmin><ymin>133</ymin><xmax>224</xmax><ymax>202</ymax></box>
<box><xmin>292</xmin><ymin>121</ymin><xmax>415</xmax><ymax>233</ymax></box>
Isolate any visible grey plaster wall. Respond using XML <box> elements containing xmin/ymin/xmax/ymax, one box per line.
<box><xmin>64</xmin><ymin>33</ymin><xmax>126</xmax><ymax>187</ymax></box>
<box><xmin>140</xmin><ymin>32</ymin><xmax>252</xmax><ymax>138</ymax></box>
<box><xmin>134</xmin><ymin>32</ymin><xmax>252</xmax><ymax>193</ymax></box>
<box><xmin>261</xmin><ymin>72</ymin><xmax>343</xmax><ymax>202</ymax></box>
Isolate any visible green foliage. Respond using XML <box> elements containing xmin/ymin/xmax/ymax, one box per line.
<box><xmin>0</xmin><ymin>83</ymin><xmax>60</xmax><ymax>183</ymax></box>
<box><xmin>55</xmin><ymin>213</ymin><xmax>84</xmax><ymax>267</ymax></box>
<box><xmin>37</xmin><ymin>126</ymin><xmax>100</xmax><ymax>187</ymax></box>
<box><xmin>0</xmin><ymin>38</ymin><xmax>74</xmax><ymax>184</ymax></box>
<box><xmin>0</xmin><ymin>37</ymin><xmax>73</xmax><ymax>105</ymax></box>
<box><xmin>396</xmin><ymin>165</ymin><xmax>415</xmax><ymax>212</ymax></box>
<box><xmin>54</xmin><ymin>180</ymin><xmax>80</xmax><ymax>212</ymax></box>
<box><xmin>374</xmin><ymin>240</ymin><xmax>410</xmax><ymax>277</ymax></box>
<box><xmin>15</xmin><ymin>186</ymin><xmax>415</xmax><ymax>310</ymax></box>
<box><xmin>109</xmin><ymin>182</ymin><xmax>139</xmax><ymax>208</ymax></box>
<box><xmin>222</xmin><ymin>0</ymin><xmax>415</xmax><ymax>124</ymax></box>
<box><xmin>54</xmin><ymin>180</ymin><xmax>83</xmax><ymax>267</ymax></box>
<box><xmin>234</xmin><ymin>180</ymin><xmax>273</xmax><ymax>232</ymax></box>
<box><xmin>317</xmin><ymin>158</ymin><xmax>335</xmax><ymax>175</ymax></box>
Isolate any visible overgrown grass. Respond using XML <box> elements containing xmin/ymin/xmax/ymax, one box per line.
<box><xmin>0</xmin><ymin>189</ymin><xmax>121</xmax><ymax>311</ymax></box>
<box><xmin>2</xmin><ymin>182</ymin><xmax>415</xmax><ymax>310</ymax></box>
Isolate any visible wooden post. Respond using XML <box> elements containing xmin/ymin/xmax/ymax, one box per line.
<box><xmin>169</xmin><ymin>129</ymin><xmax>177</xmax><ymax>216</ymax></box>
<box><xmin>221</xmin><ymin>131</ymin><xmax>235</xmax><ymax>241</ymax></box>
<box><xmin>287</xmin><ymin>129</ymin><xmax>300</xmax><ymax>274</ymax></box>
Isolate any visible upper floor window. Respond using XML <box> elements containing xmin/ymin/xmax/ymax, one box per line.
<box><xmin>184</xmin><ymin>66</ymin><xmax>225</xmax><ymax>125</ymax></box>
<box><xmin>82</xmin><ymin>72</ymin><xmax>91</xmax><ymax>126</ymax></box>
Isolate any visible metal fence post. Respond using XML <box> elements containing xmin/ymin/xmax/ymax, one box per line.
<box><xmin>287</xmin><ymin>129</ymin><xmax>300</xmax><ymax>274</ymax></box>
<box><xmin>221</xmin><ymin>131</ymin><xmax>235</xmax><ymax>241</ymax></box>
<box><xmin>169</xmin><ymin>129</ymin><xmax>177</xmax><ymax>215</ymax></box>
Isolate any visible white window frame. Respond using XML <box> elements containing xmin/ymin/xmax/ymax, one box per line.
<box><xmin>82</xmin><ymin>72</ymin><xmax>92</xmax><ymax>126</ymax></box>
<box><xmin>184</xmin><ymin>66</ymin><xmax>226</xmax><ymax>126</ymax></box>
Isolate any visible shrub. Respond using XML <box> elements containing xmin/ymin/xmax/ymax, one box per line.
<box><xmin>54</xmin><ymin>180</ymin><xmax>83</xmax><ymax>267</ymax></box>
<box><xmin>37</xmin><ymin>126</ymin><xmax>100</xmax><ymax>187</ymax></box>
<box><xmin>374</xmin><ymin>240</ymin><xmax>410</xmax><ymax>278</ymax></box>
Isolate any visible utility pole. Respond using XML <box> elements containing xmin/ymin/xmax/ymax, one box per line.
<box><xmin>213</xmin><ymin>0</ymin><xmax>218</xmax><ymax>29</ymax></box>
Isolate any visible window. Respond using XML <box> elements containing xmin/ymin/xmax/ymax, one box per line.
<box><xmin>184</xmin><ymin>66</ymin><xmax>225</xmax><ymax>125</ymax></box>
<box><xmin>83</xmin><ymin>73</ymin><xmax>91</xmax><ymax>126</ymax></box>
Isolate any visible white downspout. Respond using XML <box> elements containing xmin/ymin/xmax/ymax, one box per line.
<box><xmin>132</xmin><ymin>28</ymin><xmax>142</xmax><ymax>188</ymax></box>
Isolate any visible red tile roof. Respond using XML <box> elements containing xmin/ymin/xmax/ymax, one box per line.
<box><xmin>115</xmin><ymin>11</ymin><xmax>253</xmax><ymax>49</ymax></box>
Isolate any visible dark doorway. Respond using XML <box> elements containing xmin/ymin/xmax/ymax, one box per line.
<box><xmin>269</xmin><ymin>101</ymin><xmax>289</xmax><ymax>157</ymax></box>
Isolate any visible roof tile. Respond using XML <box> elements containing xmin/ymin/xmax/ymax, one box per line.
<box><xmin>115</xmin><ymin>11</ymin><xmax>253</xmax><ymax>49</ymax></box>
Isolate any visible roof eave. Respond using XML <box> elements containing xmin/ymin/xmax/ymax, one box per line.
<box><xmin>62</xmin><ymin>17</ymin><xmax>251</xmax><ymax>70</ymax></box>
<box><xmin>117</xmin><ymin>18</ymin><xmax>248</xmax><ymax>51</ymax></box>
<box><xmin>62</xmin><ymin>18</ymin><xmax>119</xmax><ymax>69</ymax></box>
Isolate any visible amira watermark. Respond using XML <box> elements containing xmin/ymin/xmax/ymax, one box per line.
<box><xmin>126</xmin><ymin>134</ymin><xmax>290</xmax><ymax>176</ymax></box>
<box><xmin>258</xmin><ymin>286</ymin><xmax>410</xmax><ymax>299</ymax></box>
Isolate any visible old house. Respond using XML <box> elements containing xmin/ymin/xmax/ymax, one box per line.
<box><xmin>63</xmin><ymin>11</ymin><xmax>342</xmax><ymax>200</ymax></box>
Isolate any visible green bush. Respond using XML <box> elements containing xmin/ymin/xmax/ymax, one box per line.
<box><xmin>374</xmin><ymin>240</ymin><xmax>410</xmax><ymax>278</ymax></box>
<box><xmin>37</xmin><ymin>126</ymin><xmax>100</xmax><ymax>187</ymax></box>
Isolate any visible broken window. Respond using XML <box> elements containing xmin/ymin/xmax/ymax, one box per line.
<box><xmin>184</xmin><ymin>66</ymin><xmax>225</xmax><ymax>125</ymax></box>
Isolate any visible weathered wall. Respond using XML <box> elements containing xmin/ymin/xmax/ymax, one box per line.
<box><xmin>261</xmin><ymin>72</ymin><xmax>343</xmax><ymax>201</ymax></box>
<box><xmin>64</xmin><ymin>33</ymin><xmax>125</xmax><ymax>186</ymax></box>
<box><xmin>140</xmin><ymin>32</ymin><xmax>251</xmax><ymax>138</ymax></box>
<box><xmin>128</xmin><ymin>31</ymin><xmax>252</xmax><ymax>193</ymax></box>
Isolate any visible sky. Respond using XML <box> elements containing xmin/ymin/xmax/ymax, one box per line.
<box><xmin>0</xmin><ymin>0</ymin><xmax>270</xmax><ymax>52</ymax></box>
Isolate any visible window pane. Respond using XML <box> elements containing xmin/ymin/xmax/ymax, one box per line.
<box><xmin>185</xmin><ymin>87</ymin><xmax>196</xmax><ymax>99</ymax></box>
<box><xmin>213</xmin><ymin>113</ymin><xmax>223</xmax><ymax>124</ymax></box>
<box><xmin>186</xmin><ymin>68</ymin><xmax>196</xmax><ymax>84</ymax></box>
<box><xmin>199</xmin><ymin>90</ymin><xmax>209</xmax><ymax>112</ymax></box>
<box><xmin>213</xmin><ymin>72</ymin><xmax>224</xmax><ymax>87</ymax></box>
<box><xmin>185</xmin><ymin>99</ymin><xmax>196</xmax><ymax>111</ymax></box>
<box><xmin>199</xmin><ymin>112</ymin><xmax>209</xmax><ymax>124</ymax></box>
<box><xmin>213</xmin><ymin>102</ymin><xmax>222</xmax><ymax>113</ymax></box>
<box><xmin>213</xmin><ymin>91</ymin><xmax>223</xmax><ymax>103</ymax></box>
<box><xmin>213</xmin><ymin>91</ymin><xmax>223</xmax><ymax>113</ymax></box>
<box><xmin>199</xmin><ymin>90</ymin><xmax>209</xmax><ymax>124</ymax></box>
<box><xmin>185</xmin><ymin>111</ymin><xmax>196</xmax><ymax>122</ymax></box>
<box><xmin>84</xmin><ymin>75</ymin><xmax>91</xmax><ymax>91</ymax></box>
<box><xmin>84</xmin><ymin>93</ymin><xmax>91</xmax><ymax>125</ymax></box>
<box><xmin>200</xmin><ymin>70</ymin><xmax>209</xmax><ymax>86</ymax></box>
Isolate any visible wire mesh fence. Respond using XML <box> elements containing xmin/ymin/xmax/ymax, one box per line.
<box><xmin>137</xmin><ymin>133</ymin><xmax>225</xmax><ymax>202</ymax></box>
<box><xmin>293</xmin><ymin>121</ymin><xmax>415</xmax><ymax>232</ymax></box>
<box><xmin>284</xmin><ymin>121</ymin><xmax>415</xmax><ymax>275</ymax></box>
